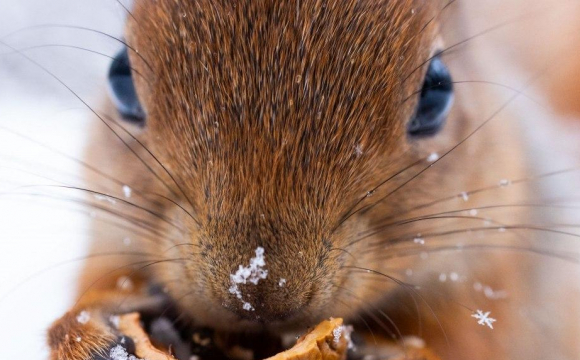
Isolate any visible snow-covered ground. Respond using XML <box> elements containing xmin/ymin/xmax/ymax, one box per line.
<box><xmin>1</xmin><ymin>0</ymin><xmax>580</xmax><ymax>358</ymax></box>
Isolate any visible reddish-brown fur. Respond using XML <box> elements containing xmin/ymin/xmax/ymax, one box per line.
<box><xmin>48</xmin><ymin>1</ymin><xmax>556</xmax><ymax>359</ymax></box>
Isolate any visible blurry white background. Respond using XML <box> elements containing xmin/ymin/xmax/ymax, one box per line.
<box><xmin>1</xmin><ymin>0</ymin><xmax>580</xmax><ymax>358</ymax></box>
<box><xmin>0</xmin><ymin>0</ymin><xmax>127</xmax><ymax>357</ymax></box>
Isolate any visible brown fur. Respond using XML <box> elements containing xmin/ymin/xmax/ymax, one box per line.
<box><xmin>47</xmin><ymin>1</ymin><xmax>563</xmax><ymax>359</ymax></box>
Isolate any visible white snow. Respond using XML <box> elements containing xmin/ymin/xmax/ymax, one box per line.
<box><xmin>460</xmin><ymin>192</ymin><xmax>469</xmax><ymax>201</ymax></box>
<box><xmin>279</xmin><ymin>278</ymin><xmax>287</xmax><ymax>287</ymax></box>
<box><xmin>354</xmin><ymin>144</ymin><xmax>363</xmax><ymax>157</ymax></box>
<box><xmin>474</xmin><ymin>282</ymin><xmax>508</xmax><ymax>300</ymax></box>
<box><xmin>229</xmin><ymin>247</ymin><xmax>268</xmax><ymax>311</ymax></box>
<box><xmin>427</xmin><ymin>152</ymin><xmax>439</xmax><ymax>163</ymax></box>
<box><xmin>471</xmin><ymin>310</ymin><xmax>496</xmax><ymax>329</ymax></box>
<box><xmin>122</xmin><ymin>185</ymin><xmax>132</xmax><ymax>198</ymax></box>
<box><xmin>109</xmin><ymin>315</ymin><xmax>120</xmax><ymax>329</ymax></box>
<box><xmin>332</xmin><ymin>325</ymin><xmax>343</xmax><ymax>346</ymax></box>
<box><xmin>413</xmin><ymin>237</ymin><xmax>425</xmax><ymax>245</ymax></box>
<box><xmin>109</xmin><ymin>345</ymin><xmax>129</xmax><ymax>360</ymax></box>
<box><xmin>116</xmin><ymin>276</ymin><xmax>134</xmax><ymax>291</ymax></box>
<box><xmin>498</xmin><ymin>179</ymin><xmax>511</xmax><ymax>187</ymax></box>
<box><xmin>94</xmin><ymin>194</ymin><xmax>117</xmax><ymax>204</ymax></box>
<box><xmin>333</xmin><ymin>324</ymin><xmax>355</xmax><ymax>350</ymax></box>
<box><xmin>76</xmin><ymin>310</ymin><xmax>90</xmax><ymax>324</ymax></box>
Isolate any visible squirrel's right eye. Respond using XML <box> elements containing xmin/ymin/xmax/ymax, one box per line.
<box><xmin>407</xmin><ymin>56</ymin><xmax>454</xmax><ymax>137</ymax></box>
<box><xmin>108</xmin><ymin>47</ymin><xmax>145</xmax><ymax>124</ymax></box>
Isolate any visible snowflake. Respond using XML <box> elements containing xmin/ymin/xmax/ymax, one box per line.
<box><xmin>228</xmin><ymin>247</ymin><xmax>268</xmax><ymax>311</ymax></box>
<box><xmin>76</xmin><ymin>310</ymin><xmax>90</xmax><ymax>324</ymax></box>
<box><xmin>122</xmin><ymin>185</ymin><xmax>132</xmax><ymax>198</ymax></box>
<box><xmin>427</xmin><ymin>152</ymin><xmax>439</xmax><ymax>162</ymax></box>
<box><xmin>471</xmin><ymin>309</ymin><xmax>496</xmax><ymax>329</ymax></box>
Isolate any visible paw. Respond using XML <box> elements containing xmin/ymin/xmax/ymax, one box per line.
<box><xmin>47</xmin><ymin>310</ymin><xmax>132</xmax><ymax>360</ymax></box>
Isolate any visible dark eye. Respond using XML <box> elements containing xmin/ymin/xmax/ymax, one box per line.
<box><xmin>108</xmin><ymin>47</ymin><xmax>145</xmax><ymax>124</ymax></box>
<box><xmin>407</xmin><ymin>56</ymin><xmax>454</xmax><ymax>137</ymax></box>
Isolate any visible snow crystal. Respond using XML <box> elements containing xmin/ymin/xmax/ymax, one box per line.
<box><xmin>427</xmin><ymin>153</ymin><xmax>439</xmax><ymax>163</ymax></box>
<box><xmin>498</xmin><ymin>179</ymin><xmax>511</xmax><ymax>187</ymax></box>
<box><xmin>460</xmin><ymin>192</ymin><xmax>469</xmax><ymax>202</ymax></box>
<box><xmin>331</xmin><ymin>324</ymin><xmax>355</xmax><ymax>349</ymax></box>
<box><xmin>110</xmin><ymin>345</ymin><xmax>129</xmax><ymax>360</ymax></box>
<box><xmin>116</xmin><ymin>276</ymin><xmax>134</xmax><ymax>291</ymax></box>
<box><xmin>449</xmin><ymin>272</ymin><xmax>459</xmax><ymax>282</ymax></box>
<box><xmin>405</xmin><ymin>268</ymin><xmax>413</xmax><ymax>277</ymax></box>
<box><xmin>354</xmin><ymin>144</ymin><xmax>363</xmax><ymax>157</ymax></box>
<box><xmin>402</xmin><ymin>336</ymin><xmax>425</xmax><ymax>349</ymax></box>
<box><xmin>471</xmin><ymin>310</ymin><xmax>496</xmax><ymax>329</ymax></box>
<box><xmin>75</xmin><ymin>336</ymin><xmax>82</xmax><ymax>342</ymax></box>
<box><xmin>279</xmin><ymin>278</ymin><xmax>287</xmax><ymax>287</ymax></box>
<box><xmin>229</xmin><ymin>247</ymin><xmax>268</xmax><ymax>311</ymax></box>
<box><xmin>344</xmin><ymin>325</ymin><xmax>355</xmax><ymax>350</ymax></box>
<box><xmin>94</xmin><ymin>194</ymin><xmax>116</xmax><ymax>204</ymax></box>
<box><xmin>122</xmin><ymin>185</ymin><xmax>132</xmax><ymax>198</ymax></box>
<box><xmin>469</xmin><ymin>209</ymin><xmax>478</xmax><ymax>216</ymax></box>
<box><xmin>76</xmin><ymin>310</ymin><xmax>90</xmax><ymax>324</ymax></box>
<box><xmin>332</xmin><ymin>325</ymin><xmax>343</xmax><ymax>346</ymax></box>
<box><xmin>438</xmin><ymin>273</ymin><xmax>447</xmax><ymax>282</ymax></box>
<box><xmin>484</xmin><ymin>286</ymin><xmax>508</xmax><ymax>300</ymax></box>
<box><xmin>474</xmin><ymin>282</ymin><xmax>507</xmax><ymax>300</ymax></box>
<box><xmin>109</xmin><ymin>315</ymin><xmax>120</xmax><ymax>329</ymax></box>
<box><xmin>413</xmin><ymin>237</ymin><xmax>425</xmax><ymax>245</ymax></box>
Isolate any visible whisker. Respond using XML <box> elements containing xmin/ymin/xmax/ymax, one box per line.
<box><xmin>112</xmin><ymin>258</ymin><xmax>187</xmax><ymax>312</ymax></box>
<box><xmin>5</xmin><ymin>191</ymin><xmax>182</xmax><ymax>243</ymax></box>
<box><xmin>366</xmin><ymin>243</ymin><xmax>580</xmax><ymax>265</ymax></box>
<box><xmin>369</xmin><ymin>167</ymin><xmax>580</xmax><ymax>229</ymax></box>
<box><xmin>0</xmin><ymin>44</ymin><xmax>150</xmax><ymax>84</ymax></box>
<box><xmin>8</xmin><ymin>184</ymin><xmax>188</xmax><ymax>233</ymax></box>
<box><xmin>345</xmin><ymin>266</ymin><xmax>451</xmax><ymax>353</ymax></box>
<box><xmin>0</xmin><ymin>39</ymin><xmax>193</xmax><ymax>218</ymax></box>
<box><xmin>103</xmin><ymin>114</ymin><xmax>201</xmax><ymax>225</ymax></box>
<box><xmin>367</xmin><ymin>225</ymin><xmax>580</xmax><ymax>251</ymax></box>
<box><xmin>333</xmin><ymin>296</ymin><xmax>378</xmax><ymax>345</ymax></box>
<box><xmin>0</xmin><ymin>251</ymin><xmax>155</xmax><ymax>305</ymax></box>
<box><xmin>342</xmin><ymin>58</ymin><xmax>564</xmax><ymax>227</ymax></box>
<box><xmin>0</xmin><ymin>23</ymin><xmax>153</xmax><ymax>71</ymax></box>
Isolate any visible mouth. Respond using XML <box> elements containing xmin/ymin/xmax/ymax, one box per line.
<box><xmin>114</xmin><ymin>312</ymin><xmax>353</xmax><ymax>360</ymax></box>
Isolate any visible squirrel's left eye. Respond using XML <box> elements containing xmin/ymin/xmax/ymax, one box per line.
<box><xmin>108</xmin><ymin>47</ymin><xmax>145</xmax><ymax>124</ymax></box>
<box><xmin>408</xmin><ymin>56</ymin><xmax>454</xmax><ymax>137</ymax></box>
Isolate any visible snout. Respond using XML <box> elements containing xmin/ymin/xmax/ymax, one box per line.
<box><xmin>216</xmin><ymin>247</ymin><xmax>314</xmax><ymax>322</ymax></box>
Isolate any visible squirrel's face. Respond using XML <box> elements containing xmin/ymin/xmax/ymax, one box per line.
<box><xmin>106</xmin><ymin>0</ymin><xmax>458</xmax><ymax>331</ymax></box>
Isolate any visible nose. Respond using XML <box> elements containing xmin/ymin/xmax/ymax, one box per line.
<box><xmin>223</xmin><ymin>247</ymin><xmax>312</xmax><ymax>322</ymax></box>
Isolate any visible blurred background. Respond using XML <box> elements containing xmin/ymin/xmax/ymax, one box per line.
<box><xmin>1</xmin><ymin>0</ymin><xmax>580</xmax><ymax>358</ymax></box>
